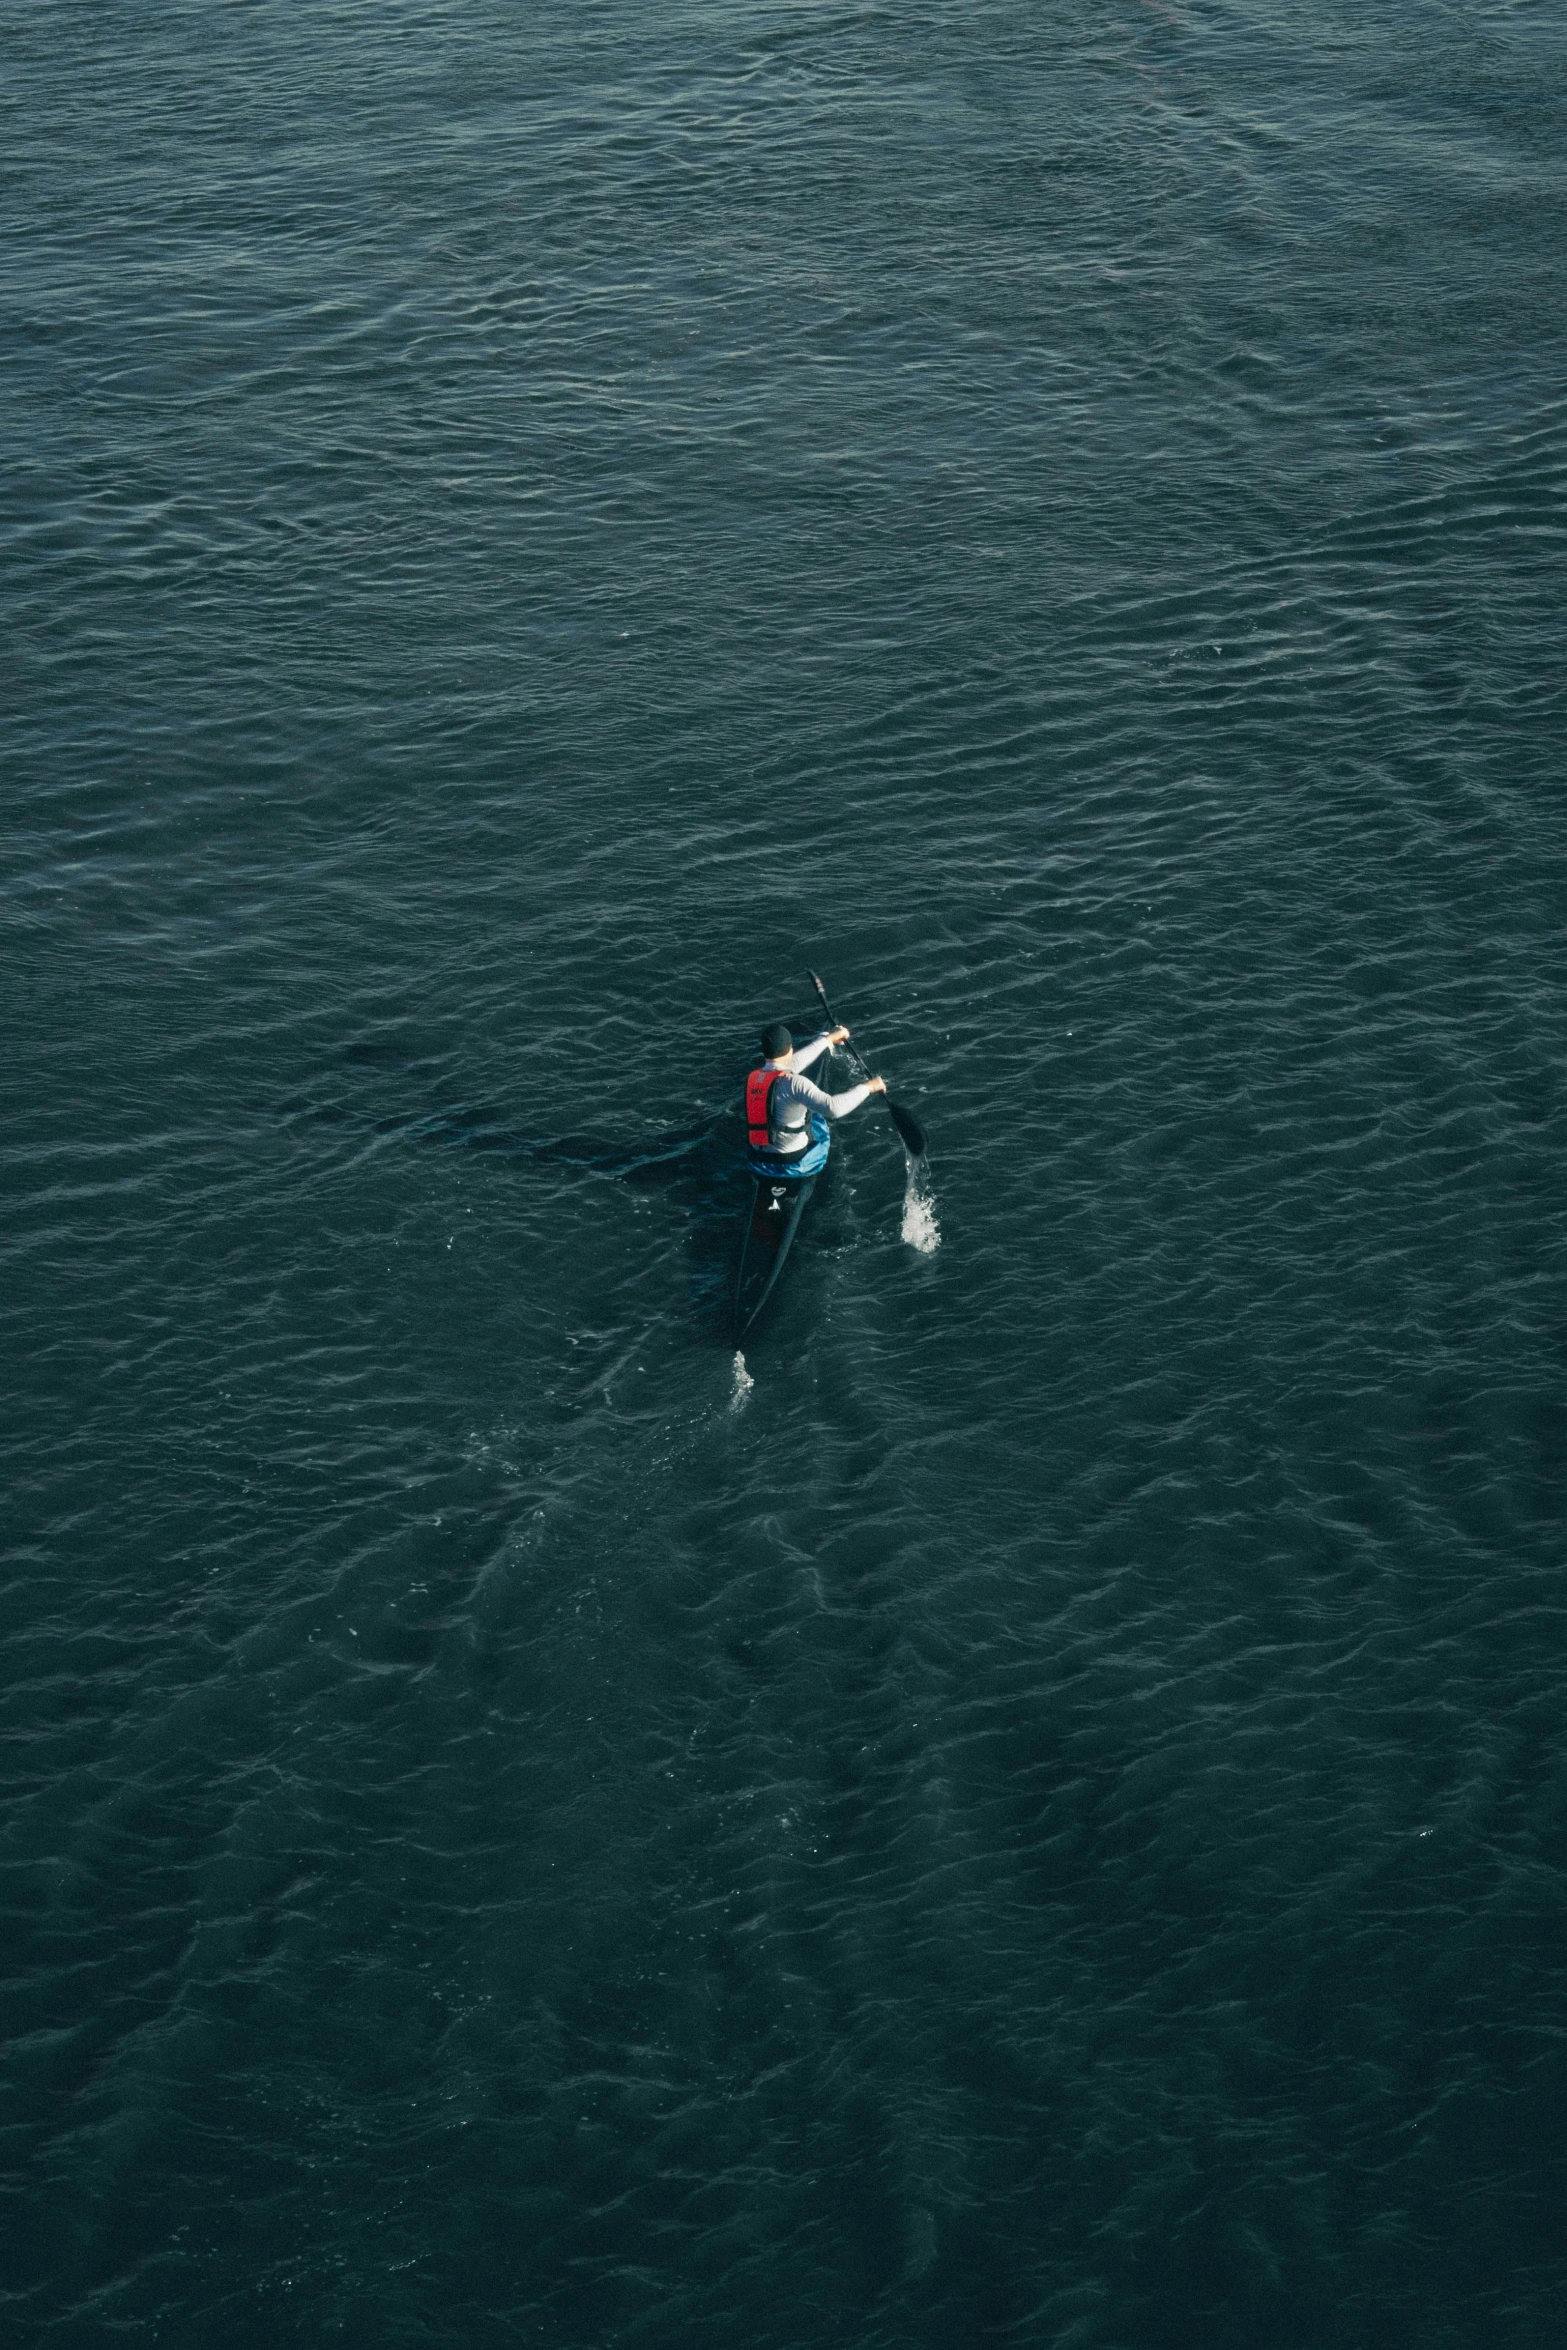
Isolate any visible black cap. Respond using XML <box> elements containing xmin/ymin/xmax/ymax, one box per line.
<box><xmin>760</xmin><ymin>1023</ymin><xmax>792</xmax><ymax>1060</ymax></box>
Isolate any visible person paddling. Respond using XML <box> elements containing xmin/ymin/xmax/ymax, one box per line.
<box><xmin>745</xmin><ymin>1022</ymin><xmax>886</xmax><ymax>1175</ymax></box>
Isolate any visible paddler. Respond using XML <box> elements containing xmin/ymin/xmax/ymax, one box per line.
<box><xmin>745</xmin><ymin>1022</ymin><xmax>886</xmax><ymax>1173</ymax></box>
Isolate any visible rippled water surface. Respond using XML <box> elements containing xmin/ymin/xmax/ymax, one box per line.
<box><xmin>5</xmin><ymin>2</ymin><xmax>1566</xmax><ymax>2343</ymax></box>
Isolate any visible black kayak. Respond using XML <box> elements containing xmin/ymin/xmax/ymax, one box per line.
<box><xmin>732</xmin><ymin>1157</ymin><xmax>824</xmax><ymax>1346</ymax></box>
<box><xmin>732</xmin><ymin>1041</ymin><xmax>834</xmax><ymax>1347</ymax></box>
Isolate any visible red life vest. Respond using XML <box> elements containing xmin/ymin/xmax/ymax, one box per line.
<box><xmin>746</xmin><ymin>1066</ymin><xmax>779</xmax><ymax>1152</ymax></box>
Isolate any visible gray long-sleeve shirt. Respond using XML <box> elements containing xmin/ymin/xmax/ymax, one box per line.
<box><xmin>763</xmin><ymin>1033</ymin><xmax>872</xmax><ymax>1153</ymax></box>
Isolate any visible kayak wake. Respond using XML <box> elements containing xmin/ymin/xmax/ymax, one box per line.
<box><xmin>901</xmin><ymin>1155</ymin><xmax>940</xmax><ymax>1255</ymax></box>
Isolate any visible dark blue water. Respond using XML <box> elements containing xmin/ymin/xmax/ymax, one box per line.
<box><xmin>5</xmin><ymin>3</ymin><xmax>1566</xmax><ymax>2342</ymax></box>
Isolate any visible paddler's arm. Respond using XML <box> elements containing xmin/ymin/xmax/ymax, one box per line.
<box><xmin>790</xmin><ymin>1072</ymin><xmax>886</xmax><ymax>1119</ymax></box>
<box><xmin>789</xmin><ymin>1026</ymin><xmax>850</xmax><ymax>1078</ymax></box>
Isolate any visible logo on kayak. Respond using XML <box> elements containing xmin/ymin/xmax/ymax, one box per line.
<box><xmin>769</xmin><ymin>1189</ymin><xmax>785</xmax><ymax>1212</ymax></box>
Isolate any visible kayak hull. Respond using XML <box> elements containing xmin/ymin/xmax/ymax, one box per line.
<box><xmin>731</xmin><ymin>1104</ymin><xmax>831</xmax><ymax>1346</ymax></box>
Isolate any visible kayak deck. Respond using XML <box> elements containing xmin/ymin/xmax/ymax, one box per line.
<box><xmin>732</xmin><ymin>1165</ymin><xmax>820</xmax><ymax>1345</ymax></box>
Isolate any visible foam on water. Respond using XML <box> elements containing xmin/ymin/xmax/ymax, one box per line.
<box><xmin>901</xmin><ymin>1158</ymin><xmax>940</xmax><ymax>1255</ymax></box>
<box><xmin>729</xmin><ymin>1350</ymin><xmax>754</xmax><ymax>1409</ymax></box>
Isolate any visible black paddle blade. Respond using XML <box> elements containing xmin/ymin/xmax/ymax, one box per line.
<box><xmin>888</xmin><ymin>1099</ymin><xmax>926</xmax><ymax>1159</ymax></box>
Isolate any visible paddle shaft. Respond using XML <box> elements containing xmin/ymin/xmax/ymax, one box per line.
<box><xmin>807</xmin><ymin>972</ymin><xmax>926</xmax><ymax>1159</ymax></box>
<box><xmin>808</xmin><ymin>975</ymin><xmax>874</xmax><ymax>1087</ymax></box>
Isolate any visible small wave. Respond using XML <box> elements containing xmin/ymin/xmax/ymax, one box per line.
<box><xmin>730</xmin><ymin>1351</ymin><xmax>755</xmax><ymax>1409</ymax></box>
<box><xmin>902</xmin><ymin>1160</ymin><xmax>940</xmax><ymax>1254</ymax></box>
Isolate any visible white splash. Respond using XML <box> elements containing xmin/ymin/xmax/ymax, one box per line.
<box><xmin>901</xmin><ymin>1158</ymin><xmax>940</xmax><ymax>1254</ymax></box>
<box><xmin>730</xmin><ymin>1351</ymin><xmax>755</xmax><ymax>1410</ymax></box>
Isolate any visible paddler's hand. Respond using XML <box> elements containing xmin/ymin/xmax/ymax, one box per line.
<box><xmin>867</xmin><ymin>1075</ymin><xmax>887</xmax><ymax>1094</ymax></box>
<box><xmin>827</xmin><ymin>1025</ymin><xmax>851</xmax><ymax>1046</ymax></box>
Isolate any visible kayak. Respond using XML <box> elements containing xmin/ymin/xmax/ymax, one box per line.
<box><xmin>732</xmin><ymin>1102</ymin><xmax>831</xmax><ymax>1346</ymax></box>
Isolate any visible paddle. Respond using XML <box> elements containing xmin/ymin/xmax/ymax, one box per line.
<box><xmin>808</xmin><ymin>971</ymin><xmax>927</xmax><ymax>1160</ymax></box>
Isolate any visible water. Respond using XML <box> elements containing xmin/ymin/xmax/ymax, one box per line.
<box><xmin>4</xmin><ymin>2</ymin><xmax>1565</xmax><ymax>2342</ymax></box>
